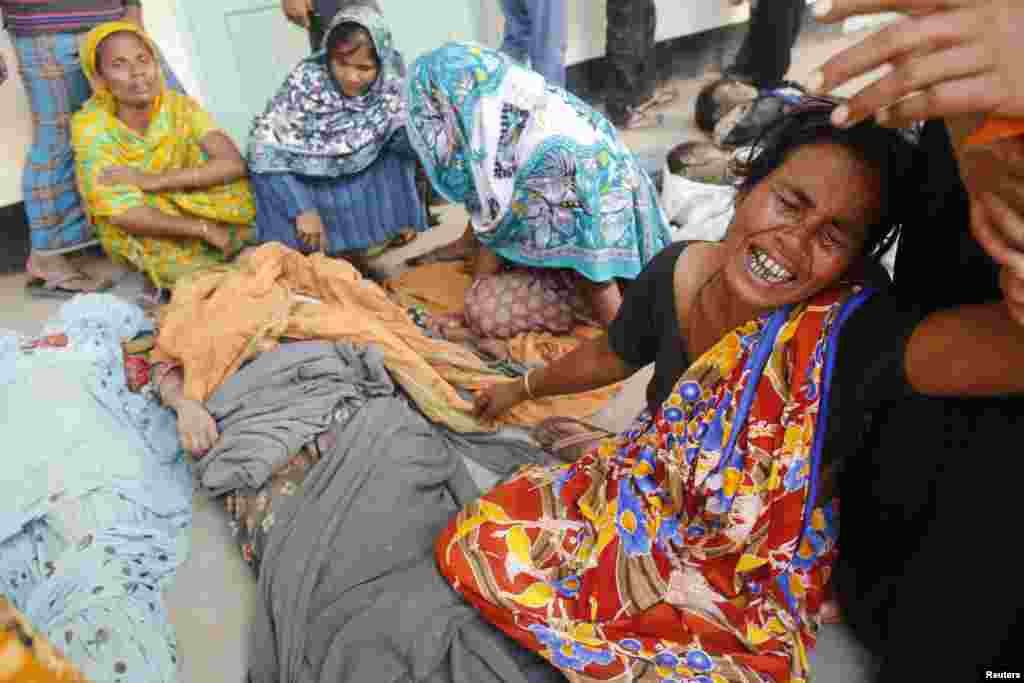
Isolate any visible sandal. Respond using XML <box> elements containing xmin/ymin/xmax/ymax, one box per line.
<box><xmin>531</xmin><ymin>416</ymin><xmax>614</xmax><ymax>463</ymax></box>
<box><xmin>24</xmin><ymin>256</ymin><xmax>113</xmax><ymax>300</ymax></box>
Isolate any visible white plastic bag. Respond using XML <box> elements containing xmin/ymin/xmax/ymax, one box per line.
<box><xmin>661</xmin><ymin>162</ymin><xmax>737</xmax><ymax>243</ymax></box>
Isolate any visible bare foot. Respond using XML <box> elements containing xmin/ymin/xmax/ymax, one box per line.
<box><xmin>28</xmin><ymin>252</ymin><xmax>110</xmax><ymax>293</ymax></box>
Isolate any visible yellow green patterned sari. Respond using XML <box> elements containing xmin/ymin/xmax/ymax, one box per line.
<box><xmin>72</xmin><ymin>21</ymin><xmax>255</xmax><ymax>288</ymax></box>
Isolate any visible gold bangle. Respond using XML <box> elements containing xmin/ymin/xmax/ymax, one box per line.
<box><xmin>523</xmin><ymin>369</ymin><xmax>536</xmax><ymax>401</ymax></box>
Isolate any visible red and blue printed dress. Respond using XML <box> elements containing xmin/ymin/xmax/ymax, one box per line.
<box><xmin>437</xmin><ymin>287</ymin><xmax>870</xmax><ymax>683</ymax></box>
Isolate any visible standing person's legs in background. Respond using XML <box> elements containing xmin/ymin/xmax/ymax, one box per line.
<box><xmin>605</xmin><ymin>0</ymin><xmax>672</xmax><ymax>129</ymax></box>
<box><xmin>695</xmin><ymin>0</ymin><xmax>806</xmax><ymax>134</ymax></box>
<box><xmin>526</xmin><ymin>0</ymin><xmax>566</xmax><ymax>88</ymax></box>
<box><xmin>727</xmin><ymin>0</ymin><xmax>806</xmax><ymax>87</ymax></box>
<box><xmin>498</xmin><ymin>0</ymin><xmax>531</xmax><ymax>66</ymax></box>
<box><xmin>15</xmin><ymin>32</ymin><xmax>104</xmax><ymax>293</ymax></box>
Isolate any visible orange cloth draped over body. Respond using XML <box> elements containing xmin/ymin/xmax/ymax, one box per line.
<box><xmin>152</xmin><ymin>244</ymin><xmax>619</xmax><ymax>433</ymax></box>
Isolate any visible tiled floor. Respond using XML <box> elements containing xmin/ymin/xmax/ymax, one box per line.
<box><xmin>0</xmin><ymin>24</ymin><xmax>883</xmax><ymax>683</ymax></box>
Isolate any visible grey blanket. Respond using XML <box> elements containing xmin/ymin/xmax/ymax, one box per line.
<box><xmin>248</xmin><ymin>390</ymin><xmax>565</xmax><ymax>683</ymax></box>
<box><xmin>199</xmin><ymin>341</ymin><xmax>394</xmax><ymax>495</ymax></box>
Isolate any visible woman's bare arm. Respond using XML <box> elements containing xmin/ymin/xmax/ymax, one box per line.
<box><xmin>475</xmin><ymin>334</ymin><xmax>633</xmax><ymax>419</ymax></box>
<box><xmin>144</xmin><ymin>131</ymin><xmax>248</xmax><ymax>192</ymax></box>
<box><xmin>905</xmin><ymin>301</ymin><xmax>1024</xmax><ymax>397</ymax></box>
<box><xmin>155</xmin><ymin>366</ymin><xmax>219</xmax><ymax>455</ymax></box>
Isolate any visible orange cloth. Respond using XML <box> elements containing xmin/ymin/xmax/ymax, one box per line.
<box><xmin>384</xmin><ymin>261</ymin><xmax>609</xmax><ymax>363</ymax></box>
<box><xmin>0</xmin><ymin>597</ymin><xmax>87</xmax><ymax>682</ymax></box>
<box><xmin>384</xmin><ymin>261</ymin><xmax>474</xmax><ymax>315</ymax></box>
<box><xmin>152</xmin><ymin>244</ymin><xmax>617</xmax><ymax>433</ymax></box>
<box><xmin>966</xmin><ymin>116</ymin><xmax>1024</xmax><ymax>146</ymax></box>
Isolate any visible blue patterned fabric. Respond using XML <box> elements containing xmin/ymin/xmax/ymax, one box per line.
<box><xmin>247</xmin><ymin>5</ymin><xmax>406</xmax><ymax>178</ymax></box>
<box><xmin>406</xmin><ymin>42</ymin><xmax>671</xmax><ymax>283</ymax></box>
<box><xmin>0</xmin><ymin>295</ymin><xmax>193</xmax><ymax>683</ymax></box>
<box><xmin>251</xmin><ymin>135</ymin><xmax>426</xmax><ymax>253</ymax></box>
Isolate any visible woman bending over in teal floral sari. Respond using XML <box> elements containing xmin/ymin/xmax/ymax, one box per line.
<box><xmin>406</xmin><ymin>42</ymin><xmax>672</xmax><ymax>338</ymax></box>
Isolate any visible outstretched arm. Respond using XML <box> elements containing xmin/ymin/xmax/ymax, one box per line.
<box><xmin>155</xmin><ymin>365</ymin><xmax>219</xmax><ymax>456</ymax></box>
<box><xmin>475</xmin><ymin>334</ymin><xmax>632</xmax><ymax>419</ymax></box>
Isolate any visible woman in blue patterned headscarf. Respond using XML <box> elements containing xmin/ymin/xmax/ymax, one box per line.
<box><xmin>406</xmin><ymin>42</ymin><xmax>672</xmax><ymax>326</ymax></box>
<box><xmin>248</xmin><ymin>5</ymin><xmax>426</xmax><ymax>269</ymax></box>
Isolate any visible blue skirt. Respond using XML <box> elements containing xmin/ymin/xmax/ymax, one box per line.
<box><xmin>251</xmin><ymin>150</ymin><xmax>428</xmax><ymax>255</ymax></box>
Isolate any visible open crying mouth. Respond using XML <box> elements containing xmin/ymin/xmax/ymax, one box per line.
<box><xmin>747</xmin><ymin>246</ymin><xmax>795</xmax><ymax>284</ymax></box>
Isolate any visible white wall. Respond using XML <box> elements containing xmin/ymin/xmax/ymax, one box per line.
<box><xmin>1</xmin><ymin>0</ymin><xmax>771</xmax><ymax>207</ymax></box>
<box><xmin>0</xmin><ymin>33</ymin><xmax>35</xmax><ymax>206</ymax></box>
<box><xmin>0</xmin><ymin>1</ymin><xmax>202</xmax><ymax>206</ymax></box>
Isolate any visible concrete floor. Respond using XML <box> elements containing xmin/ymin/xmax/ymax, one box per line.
<box><xmin>0</xmin><ymin>24</ymin><xmax>885</xmax><ymax>683</ymax></box>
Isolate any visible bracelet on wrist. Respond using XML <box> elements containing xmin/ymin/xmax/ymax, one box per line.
<box><xmin>522</xmin><ymin>369</ymin><xmax>536</xmax><ymax>401</ymax></box>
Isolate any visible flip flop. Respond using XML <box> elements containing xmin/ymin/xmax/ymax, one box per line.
<box><xmin>24</xmin><ymin>258</ymin><xmax>114</xmax><ymax>300</ymax></box>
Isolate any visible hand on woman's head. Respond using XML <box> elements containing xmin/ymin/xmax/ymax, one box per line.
<box><xmin>810</xmin><ymin>0</ymin><xmax>1024</xmax><ymax>128</ymax></box>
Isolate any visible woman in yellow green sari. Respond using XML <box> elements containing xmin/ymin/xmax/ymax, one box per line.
<box><xmin>71</xmin><ymin>21</ymin><xmax>255</xmax><ymax>289</ymax></box>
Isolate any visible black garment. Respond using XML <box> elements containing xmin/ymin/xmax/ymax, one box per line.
<box><xmin>829</xmin><ymin>121</ymin><xmax>1024</xmax><ymax>682</ymax></box>
<box><xmin>728</xmin><ymin>0</ymin><xmax>806</xmax><ymax>88</ymax></box>
<box><xmin>307</xmin><ymin>0</ymin><xmax>381</xmax><ymax>52</ymax></box>
<box><xmin>607</xmin><ymin>241</ymin><xmax>689</xmax><ymax>415</ymax></box>
<box><xmin>604</xmin><ymin>0</ymin><xmax>657</xmax><ymax>126</ymax></box>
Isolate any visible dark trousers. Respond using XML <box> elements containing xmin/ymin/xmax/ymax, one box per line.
<box><xmin>604</xmin><ymin>0</ymin><xmax>657</xmax><ymax>125</ymax></box>
<box><xmin>728</xmin><ymin>0</ymin><xmax>806</xmax><ymax>87</ymax></box>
